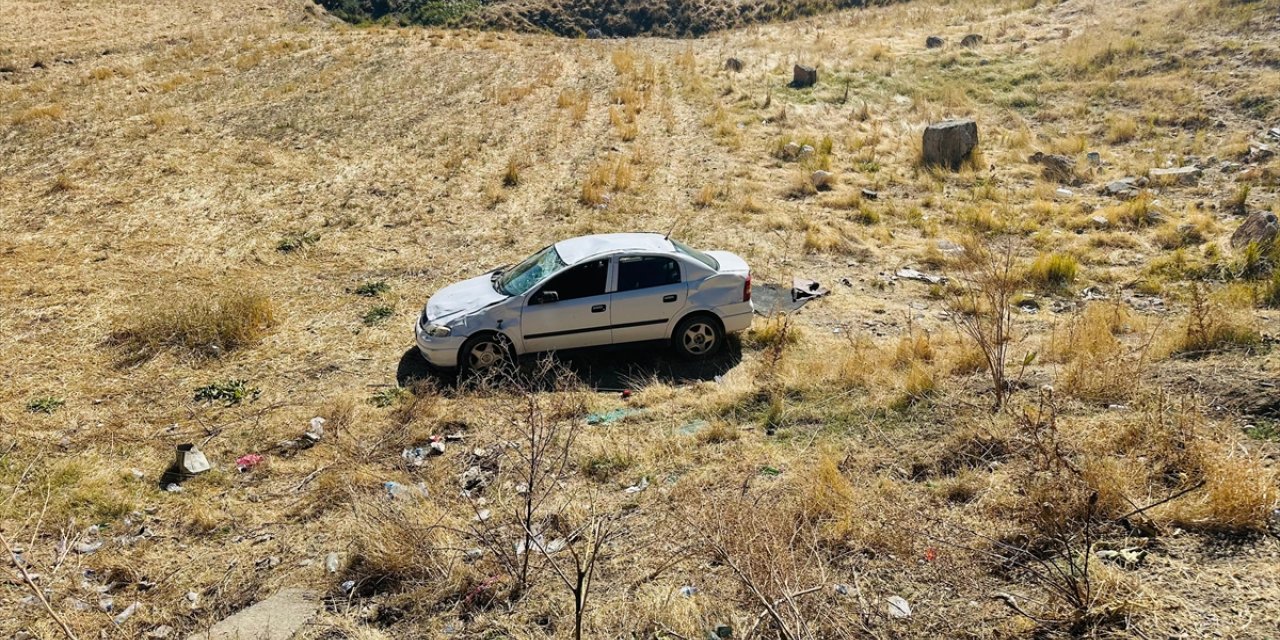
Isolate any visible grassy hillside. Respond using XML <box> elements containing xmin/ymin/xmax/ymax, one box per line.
<box><xmin>320</xmin><ymin>0</ymin><xmax>871</xmax><ymax>36</ymax></box>
<box><xmin>2</xmin><ymin>0</ymin><xmax>1279</xmax><ymax>638</ymax></box>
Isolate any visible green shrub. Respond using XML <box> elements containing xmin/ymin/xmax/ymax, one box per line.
<box><xmin>1026</xmin><ymin>253</ymin><xmax>1079</xmax><ymax>291</ymax></box>
<box><xmin>194</xmin><ymin>379</ymin><xmax>260</xmax><ymax>406</ymax></box>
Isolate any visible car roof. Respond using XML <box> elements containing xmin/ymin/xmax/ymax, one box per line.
<box><xmin>554</xmin><ymin>233</ymin><xmax>675</xmax><ymax>264</ymax></box>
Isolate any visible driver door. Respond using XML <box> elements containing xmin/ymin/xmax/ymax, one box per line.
<box><xmin>521</xmin><ymin>259</ymin><xmax>613</xmax><ymax>354</ymax></box>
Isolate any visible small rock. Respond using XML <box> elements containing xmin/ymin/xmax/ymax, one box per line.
<box><xmin>724</xmin><ymin>57</ymin><xmax>743</xmax><ymax>72</ymax></box>
<box><xmin>1268</xmin><ymin>127</ymin><xmax>1280</xmax><ymax>140</ymax></box>
<box><xmin>1149</xmin><ymin>166</ymin><xmax>1202</xmax><ymax>185</ymax></box>
<box><xmin>712</xmin><ymin>624</ymin><xmax>733</xmax><ymax>639</ymax></box>
<box><xmin>325</xmin><ymin>552</ymin><xmax>339</xmax><ymax>573</ymax></box>
<box><xmin>780</xmin><ymin>141</ymin><xmax>802</xmax><ymax>161</ymax></box>
<box><xmin>1220</xmin><ymin>161</ymin><xmax>1243</xmax><ymax>174</ymax></box>
<box><xmin>1030</xmin><ymin>151</ymin><xmax>1078</xmax><ymax>184</ymax></box>
<box><xmin>1102</xmin><ymin>178</ymin><xmax>1140</xmax><ymax>199</ymax></box>
<box><xmin>1055</xmin><ymin>187</ymin><xmax>1073</xmax><ymax>198</ymax></box>
<box><xmin>925</xmin><ymin>35</ymin><xmax>944</xmax><ymax>48</ymax></box>
<box><xmin>937</xmin><ymin>239</ymin><xmax>965</xmax><ymax>255</ymax></box>
<box><xmin>922</xmin><ymin>118</ymin><xmax>979</xmax><ymax>169</ymax></box>
<box><xmin>145</xmin><ymin>626</ymin><xmax>173</xmax><ymax>639</ymax></box>
<box><xmin>585</xmin><ymin>28</ymin><xmax>604</xmax><ymax>39</ymax></box>
<box><xmin>960</xmin><ymin>34</ymin><xmax>983</xmax><ymax>47</ymax></box>
<box><xmin>1230</xmin><ymin>211</ymin><xmax>1279</xmax><ymax>250</ymax></box>
<box><xmin>791</xmin><ymin>64</ymin><xmax>818</xmax><ymax>88</ymax></box>
<box><xmin>1247</xmin><ymin>144</ymin><xmax>1274</xmax><ymax>163</ymax></box>
<box><xmin>887</xmin><ymin>595</ymin><xmax>912</xmax><ymax>618</ymax></box>
<box><xmin>811</xmin><ymin>170</ymin><xmax>834</xmax><ymax>190</ymax></box>
<box><xmin>1086</xmin><ymin>151</ymin><xmax>1102</xmax><ymax>166</ymax></box>
<box><xmin>1090</xmin><ymin>215</ymin><xmax>1110</xmax><ymax>229</ymax></box>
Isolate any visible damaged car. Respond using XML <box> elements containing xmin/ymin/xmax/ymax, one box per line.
<box><xmin>415</xmin><ymin>233</ymin><xmax>753</xmax><ymax>373</ymax></box>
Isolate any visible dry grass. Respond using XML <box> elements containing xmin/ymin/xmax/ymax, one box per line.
<box><xmin>108</xmin><ymin>288</ymin><xmax>276</xmax><ymax>364</ymax></box>
<box><xmin>3</xmin><ymin>0</ymin><xmax>1279</xmax><ymax>637</ymax></box>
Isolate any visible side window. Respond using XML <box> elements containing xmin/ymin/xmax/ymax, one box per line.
<box><xmin>617</xmin><ymin>256</ymin><xmax>682</xmax><ymax>292</ymax></box>
<box><xmin>532</xmin><ymin>259</ymin><xmax>608</xmax><ymax>304</ymax></box>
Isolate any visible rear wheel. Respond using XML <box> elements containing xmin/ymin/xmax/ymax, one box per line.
<box><xmin>673</xmin><ymin>314</ymin><xmax>724</xmax><ymax>359</ymax></box>
<box><xmin>459</xmin><ymin>333</ymin><xmax>514</xmax><ymax>377</ymax></box>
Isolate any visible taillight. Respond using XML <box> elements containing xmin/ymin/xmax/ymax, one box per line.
<box><xmin>743</xmin><ymin>274</ymin><xmax>752</xmax><ymax>302</ymax></box>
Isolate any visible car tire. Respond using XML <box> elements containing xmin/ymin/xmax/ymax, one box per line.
<box><xmin>459</xmin><ymin>332</ymin><xmax>515</xmax><ymax>378</ymax></box>
<box><xmin>672</xmin><ymin>314</ymin><xmax>724</xmax><ymax>360</ymax></box>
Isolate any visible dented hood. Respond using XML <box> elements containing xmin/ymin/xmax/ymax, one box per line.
<box><xmin>426</xmin><ymin>273</ymin><xmax>508</xmax><ymax>321</ymax></box>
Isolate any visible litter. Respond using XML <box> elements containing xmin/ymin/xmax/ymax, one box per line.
<box><xmin>624</xmin><ymin>477</ymin><xmax>649</xmax><ymax>494</ymax></box>
<box><xmin>759</xmin><ymin>466</ymin><xmax>781</xmax><ymax>477</ymax></box>
<box><xmin>325</xmin><ymin>552</ymin><xmax>340</xmax><ymax>574</ymax></box>
<box><xmin>586</xmin><ymin>408</ymin><xmax>642</xmax><ymax>425</ymax></box>
<box><xmin>895</xmin><ymin>268</ymin><xmax>947</xmax><ymax>285</ymax></box>
<box><xmin>305</xmin><ymin>417</ymin><xmax>325</xmax><ymax>443</ymax></box>
<box><xmin>175</xmin><ymin>444</ymin><xmax>211</xmax><ymax>476</ymax></box>
<box><xmin>1096</xmin><ymin>547</ymin><xmax>1146</xmax><ymax>567</ymax></box>
<box><xmin>236</xmin><ymin>454</ymin><xmax>264</xmax><ymax>472</ymax></box>
<box><xmin>676</xmin><ymin>420</ymin><xmax>709</xmax><ymax>436</ymax></box>
<box><xmin>114</xmin><ymin>602</ymin><xmax>140</xmax><ymax>625</ymax></box>
<box><xmin>792</xmin><ymin>277</ymin><xmax>830</xmax><ymax>301</ymax></box>
<box><xmin>384</xmin><ymin>481</ymin><xmax>427</xmax><ymax>500</ymax></box>
<box><xmin>752</xmin><ymin>281</ymin><xmax>820</xmax><ymax>315</ymax></box>
<box><xmin>887</xmin><ymin>595</ymin><xmax>911</xmax><ymax>618</ymax></box>
<box><xmin>679</xmin><ymin>585</ymin><xmax>698</xmax><ymax>597</ymax></box>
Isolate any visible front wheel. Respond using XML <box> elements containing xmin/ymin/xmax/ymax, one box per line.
<box><xmin>459</xmin><ymin>333</ymin><xmax>514</xmax><ymax>377</ymax></box>
<box><xmin>672</xmin><ymin>315</ymin><xmax>724</xmax><ymax>359</ymax></box>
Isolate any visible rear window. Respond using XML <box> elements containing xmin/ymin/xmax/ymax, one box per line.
<box><xmin>618</xmin><ymin>256</ymin><xmax>681</xmax><ymax>292</ymax></box>
<box><xmin>671</xmin><ymin>239</ymin><xmax>719</xmax><ymax>270</ymax></box>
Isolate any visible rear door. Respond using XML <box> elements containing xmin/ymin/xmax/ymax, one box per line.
<box><xmin>610</xmin><ymin>254</ymin><xmax>688</xmax><ymax>345</ymax></box>
<box><xmin>521</xmin><ymin>258</ymin><xmax>612</xmax><ymax>353</ymax></box>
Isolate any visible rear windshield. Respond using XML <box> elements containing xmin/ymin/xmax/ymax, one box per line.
<box><xmin>671</xmin><ymin>239</ymin><xmax>719</xmax><ymax>270</ymax></box>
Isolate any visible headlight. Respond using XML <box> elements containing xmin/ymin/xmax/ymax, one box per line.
<box><xmin>424</xmin><ymin>324</ymin><xmax>451</xmax><ymax>338</ymax></box>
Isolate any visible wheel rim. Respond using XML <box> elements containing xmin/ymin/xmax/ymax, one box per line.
<box><xmin>469</xmin><ymin>341</ymin><xmax>505</xmax><ymax>370</ymax></box>
<box><xmin>682</xmin><ymin>322</ymin><xmax>717</xmax><ymax>355</ymax></box>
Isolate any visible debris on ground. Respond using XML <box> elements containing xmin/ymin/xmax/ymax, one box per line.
<box><xmin>183</xmin><ymin>588</ymin><xmax>320</xmax><ymax>640</ymax></box>
<box><xmin>887</xmin><ymin>595</ymin><xmax>912</xmax><ymax>619</ymax></box>
<box><xmin>624</xmin><ymin>477</ymin><xmax>649</xmax><ymax>494</ymax></box>
<box><xmin>752</xmin><ymin>283</ymin><xmax>814</xmax><ymax>314</ymax></box>
<box><xmin>325</xmin><ymin>552</ymin><xmax>339</xmax><ymax>574</ymax></box>
<box><xmin>114</xmin><ymin>602</ymin><xmax>140</xmax><ymax>626</ymax></box>
<box><xmin>585</xmin><ymin>407</ymin><xmax>642</xmax><ymax>425</ymax></box>
<box><xmin>679</xmin><ymin>585</ymin><xmax>698</xmax><ymax>597</ymax></box>
<box><xmin>1096</xmin><ymin>547</ymin><xmax>1147</xmax><ymax>568</ymax></box>
<box><xmin>895</xmin><ymin>268</ymin><xmax>947</xmax><ymax>285</ymax></box>
<box><xmin>235</xmin><ymin>454</ymin><xmax>264</xmax><ymax>472</ymax></box>
<box><xmin>677</xmin><ymin>419</ymin><xmax>709</xmax><ymax>436</ymax></box>
<box><xmin>175</xmin><ymin>444</ymin><xmax>211</xmax><ymax>476</ymax></box>
<box><xmin>384</xmin><ymin>481</ymin><xmax>428</xmax><ymax>500</ymax></box>
<box><xmin>792</xmin><ymin>277</ymin><xmax>830</xmax><ymax>301</ymax></box>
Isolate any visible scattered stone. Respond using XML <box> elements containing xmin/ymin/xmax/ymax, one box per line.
<box><xmin>1086</xmin><ymin>151</ymin><xmax>1102</xmax><ymax>166</ymax></box>
<box><xmin>1230</xmin><ymin>211</ymin><xmax>1279</xmax><ymax>250</ymax></box>
<box><xmin>585</xmin><ymin>28</ymin><xmax>604</xmax><ymax>39</ymax></box>
<box><xmin>791</xmin><ymin>64</ymin><xmax>818</xmax><ymax>88</ymax></box>
<box><xmin>811</xmin><ymin>170</ymin><xmax>834</xmax><ymax>191</ymax></box>
<box><xmin>937</xmin><ymin>239</ymin><xmax>965</xmax><ymax>255</ymax></box>
<box><xmin>887</xmin><ymin>595</ymin><xmax>912</xmax><ymax>618</ymax></box>
<box><xmin>960</xmin><ymin>33</ymin><xmax>983</xmax><ymax>47</ymax></box>
<box><xmin>1220</xmin><ymin>161</ymin><xmax>1243</xmax><ymax>174</ymax></box>
<box><xmin>184</xmin><ymin>589</ymin><xmax>320</xmax><ymax>640</ymax></box>
<box><xmin>1149</xmin><ymin>166</ymin><xmax>1202</xmax><ymax>185</ymax></box>
<box><xmin>1268</xmin><ymin>127</ymin><xmax>1280</xmax><ymax>141</ymax></box>
<box><xmin>922</xmin><ymin>119</ymin><xmax>978</xmax><ymax>170</ymax></box>
<box><xmin>712</xmin><ymin>624</ymin><xmax>733</xmax><ymax>639</ymax></box>
<box><xmin>1090</xmin><ymin>215</ymin><xmax>1110</xmax><ymax>229</ymax></box>
<box><xmin>896</xmin><ymin>268</ymin><xmax>947</xmax><ymax>285</ymax></box>
<box><xmin>1055</xmin><ymin>187</ymin><xmax>1073</xmax><ymax>198</ymax></box>
<box><xmin>724</xmin><ymin>57</ymin><xmax>743</xmax><ymax>72</ymax></box>
<box><xmin>1102</xmin><ymin>178</ymin><xmax>1140</xmax><ymax>199</ymax></box>
<box><xmin>925</xmin><ymin>35</ymin><xmax>944</xmax><ymax>48</ymax></box>
<box><xmin>461</xmin><ymin>465</ymin><xmax>491</xmax><ymax>491</ymax></box>
<box><xmin>861</xmin><ymin>188</ymin><xmax>879</xmax><ymax>200</ymax></box>
<box><xmin>305</xmin><ymin>417</ymin><xmax>325</xmax><ymax>444</ymax></box>
<box><xmin>1030</xmin><ymin>152</ymin><xmax>1078</xmax><ymax>184</ymax></box>
<box><xmin>1247</xmin><ymin>143</ymin><xmax>1274</xmax><ymax>163</ymax></box>
<box><xmin>780</xmin><ymin>141</ymin><xmax>802</xmax><ymax>161</ymax></box>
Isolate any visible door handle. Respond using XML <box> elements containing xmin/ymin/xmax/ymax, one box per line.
<box><xmin>662</xmin><ymin>295</ymin><xmax>678</xmax><ymax>303</ymax></box>
<box><xmin>591</xmin><ymin>304</ymin><xmax>606</xmax><ymax>313</ymax></box>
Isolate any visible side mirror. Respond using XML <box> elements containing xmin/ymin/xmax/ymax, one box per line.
<box><xmin>534</xmin><ymin>290</ymin><xmax>560</xmax><ymax>305</ymax></box>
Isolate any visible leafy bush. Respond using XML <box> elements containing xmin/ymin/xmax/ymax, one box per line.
<box><xmin>27</xmin><ymin>396</ymin><xmax>65</xmax><ymax>414</ymax></box>
<box><xmin>194</xmin><ymin>379</ymin><xmax>260</xmax><ymax>405</ymax></box>
<box><xmin>355</xmin><ymin>280</ymin><xmax>390</xmax><ymax>297</ymax></box>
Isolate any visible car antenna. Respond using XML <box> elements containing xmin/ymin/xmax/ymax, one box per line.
<box><xmin>664</xmin><ymin>214</ymin><xmax>684</xmax><ymax>241</ymax></box>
